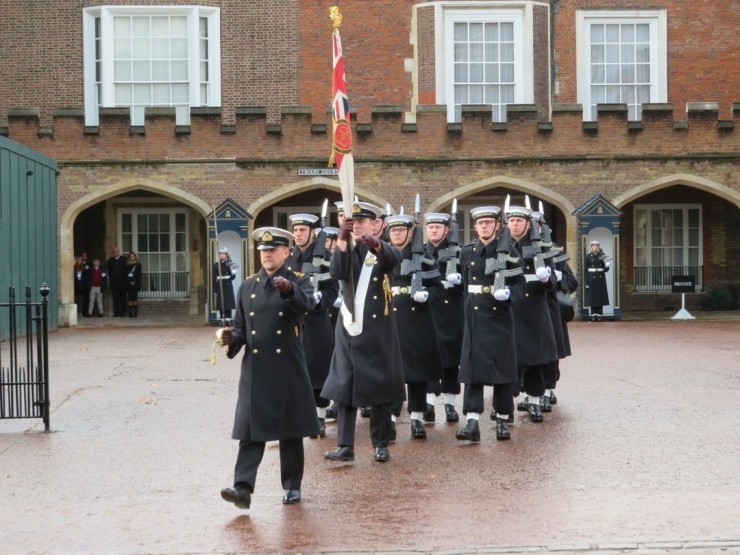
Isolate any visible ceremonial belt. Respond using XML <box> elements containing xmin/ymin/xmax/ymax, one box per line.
<box><xmin>467</xmin><ymin>285</ymin><xmax>494</xmax><ymax>294</ymax></box>
<box><xmin>340</xmin><ymin>251</ymin><xmax>376</xmax><ymax>336</ymax></box>
<box><xmin>391</xmin><ymin>286</ymin><xmax>411</xmax><ymax>296</ymax></box>
<box><xmin>441</xmin><ymin>280</ymin><xmax>455</xmax><ymax>289</ymax></box>
<box><xmin>588</xmin><ymin>268</ymin><xmax>605</xmax><ymax>273</ymax></box>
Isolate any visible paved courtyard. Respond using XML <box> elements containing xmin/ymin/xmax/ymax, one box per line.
<box><xmin>1</xmin><ymin>317</ymin><xmax>740</xmax><ymax>554</ymax></box>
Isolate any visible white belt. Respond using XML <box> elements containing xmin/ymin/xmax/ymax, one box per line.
<box><xmin>588</xmin><ymin>268</ymin><xmax>605</xmax><ymax>272</ymax></box>
<box><xmin>524</xmin><ymin>274</ymin><xmax>540</xmax><ymax>282</ymax></box>
<box><xmin>391</xmin><ymin>286</ymin><xmax>411</xmax><ymax>295</ymax></box>
<box><xmin>467</xmin><ymin>285</ymin><xmax>493</xmax><ymax>294</ymax></box>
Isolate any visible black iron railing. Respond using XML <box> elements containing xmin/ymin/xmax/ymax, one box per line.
<box><xmin>633</xmin><ymin>266</ymin><xmax>704</xmax><ymax>292</ymax></box>
<box><xmin>0</xmin><ymin>284</ymin><xmax>51</xmax><ymax>431</ymax></box>
<box><xmin>139</xmin><ymin>272</ymin><xmax>189</xmax><ymax>299</ymax></box>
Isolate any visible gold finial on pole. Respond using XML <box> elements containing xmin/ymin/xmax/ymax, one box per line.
<box><xmin>329</xmin><ymin>6</ymin><xmax>343</xmax><ymax>29</ymax></box>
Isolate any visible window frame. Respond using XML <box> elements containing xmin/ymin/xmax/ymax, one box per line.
<box><xmin>117</xmin><ymin>207</ymin><xmax>190</xmax><ymax>297</ymax></box>
<box><xmin>83</xmin><ymin>5</ymin><xmax>221</xmax><ymax>126</ymax></box>
<box><xmin>438</xmin><ymin>4</ymin><xmax>534</xmax><ymax>123</ymax></box>
<box><xmin>576</xmin><ymin>9</ymin><xmax>667</xmax><ymax>121</ymax></box>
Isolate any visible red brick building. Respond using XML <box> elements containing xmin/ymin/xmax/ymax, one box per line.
<box><xmin>1</xmin><ymin>1</ymin><xmax>737</xmax><ymax>324</ymax></box>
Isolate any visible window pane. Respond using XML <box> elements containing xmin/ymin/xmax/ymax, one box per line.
<box><xmin>591</xmin><ymin>44</ymin><xmax>604</xmax><ymax>63</ymax></box>
<box><xmin>470</xmin><ymin>43</ymin><xmax>483</xmax><ymax>62</ymax></box>
<box><xmin>500</xmin><ymin>63</ymin><xmax>514</xmax><ymax>82</ymax></box>
<box><xmin>469</xmin><ymin>23</ymin><xmax>483</xmax><ymax>42</ymax></box>
<box><xmin>636</xmin><ymin>64</ymin><xmax>650</xmax><ymax>83</ymax></box>
<box><xmin>454</xmin><ymin>63</ymin><xmax>468</xmax><ymax>82</ymax></box>
<box><xmin>606</xmin><ymin>65</ymin><xmax>620</xmax><ymax>84</ymax></box>
<box><xmin>133</xmin><ymin>39</ymin><xmax>150</xmax><ymax>60</ymax></box>
<box><xmin>152</xmin><ymin>61</ymin><xmax>169</xmax><ymax>81</ymax></box>
<box><xmin>172</xmin><ymin>60</ymin><xmax>188</xmax><ymax>80</ymax></box>
<box><xmin>133</xmin><ymin>84</ymin><xmax>151</xmax><ymax>103</ymax></box>
<box><xmin>122</xmin><ymin>214</ymin><xmax>132</xmax><ymax>233</ymax></box>
<box><xmin>176</xmin><ymin>234</ymin><xmax>186</xmax><ymax>252</ymax></box>
<box><xmin>114</xmin><ymin>38</ymin><xmax>131</xmax><ymax>58</ymax></box>
<box><xmin>113</xmin><ymin>18</ymin><xmax>130</xmax><ymax>37</ymax></box>
<box><xmin>469</xmin><ymin>85</ymin><xmax>484</xmax><ymax>103</ymax></box>
<box><xmin>621</xmin><ymin>24</ymin><xmax>634</xmax><ymax>43</ymax></box>
<box><xmin>454</xmin><ymin>86</ymin><xmax>468</xmax><ymax>104</ymax></box>
<box><xmin>172</xmin><ymin>84</ymin><xmax>189</xmax><ymax>103</ymax></box>
<box><xmin>591</xmin><ymin>65</ymin><xmax>605</xmax><ymax>83</ymax></box>
<box><xmin>688</xmin><ymin>209</ymin><xmax>699</xmax><ymax>228</ymax></box>
<box><xmin>153</xmin><ymin>84</ymin><xmax>170</xmax><ymax>104</ymax></box>
<box><xmin>484</xmin><ymin>22</ymin><xmax>498</xmax><ymax>42</ymax></box>
<box><xmin>149</xmin><ymin>235</ymin><xmax>159</xmax><ymax>251</ymax></box>
<box><xmin>133</xmin><ymin>61</ymin><xmax>151</xmax><ymax>80</ymax></box>
<box><xmin>636</xmin><ymin>85</ymin><xmax>651</xmax><ymax>102</ymax></box>
<box><xmin>500</xmin><ymin>43</ymin><xmax>514</xmax><ymax>62</ymax></box>
<box><xmin>591</xmin><ymin>24</ymin><xmax>604</xmax><ymax>43</ymax></box>
<box><xmin>161</xmin><ymin>235</ymin><xmax>170</xmax><ymax>252</ymax></box>
<box><xmin>606</xmin><ymin>44</ymin><xmax>619</xmax><ymax>63</ymax></box>
<box><xmin>454</xmin><ymin>22</ymin><xmax>467</xmax><ymax>42</ymax></box>
<box><xmin>606</xmin><ymin>24</ymin><xmax>619</xmax><ymax>42</ymax></box>
<box><xmin>171</xmin><ymin>16</ymin><xmax>188</xmax><ymax>36</ymax></box>
<box><xmin>485</xmin><ymin>85</ymin><xmax>499</xmax><ymax>104</ymax></box>
<box><xmin>454</xmin><ymin>43</ymin><xmax>468</xmax><ymax>63</ymax></box>
<box><xmin>636</xmin><ymin>24</ymin><xmax>650</xmax><ymax>42</ymax></box>
<box><xmin>151</xmin><ymin>16</ymin><xmax>169</xmax><ymax>37</ymax></box>
<box><xmin>470</xmin><ymin>63</ymin><xmax>483</xmax><ymax>82</ymax></box>
<box><xmin>114</xmin><ymin>61</ymin><xmax>131</xmax><ymax>81</ymax></box>
<box><xmin>486</xmin><ymin>43</ymin><xmax>499</xmax><ymax>63</ymax></box>
<box><xmin>621</xmin><ymin>44</ymin><xmax>634</xmax><ymax>63</ymax></box>
<box><xmin>151</xmin><ymin>38</ymin><xmax>169</xmax><ymax>57</ymax></box>
<box><xmin>636</xmin><ymin>44</ymin><xmax>650</xmax><ymax>63</ymax></box>
<box><xmin>132</xmin><ymin>17</ymin><xmax>149</xmax><ymax>38</ymax></box>
<box><xmin>500</xmin><ymin>22</ymin><xmax>513</xmax><ymax>41</ymax></box>
<box><xmin>485</xmin><ymin>63</ymin><xmax>499</xmax><ymax>82</ymax></box>
<box><xmin>591</xmin><ymin>86</ymin><xmax>605</xmax><ymax>104</ymax></box>
<box><xmin>500</xmin><ymin>85</ymin><xmax>514</xmax><ymax>103</ymax></box>
<box><xmin>171</xmin><ymin>38</ymin><xmax>188</xmax><ymax>59</ymax></box>
<box><xmin>200</xmin><ymin>61</ymin><xmax>208</xmax><ymax>81</ymax></box>
<box><xmin>621</xmin><ymin>64</ymin><xmax>635</xmax><ymax>83</ymax></box>
<box><xmin>115</xmin><ymin>84</ymin><xmax>132</xmax><ymax>103</ymax></box>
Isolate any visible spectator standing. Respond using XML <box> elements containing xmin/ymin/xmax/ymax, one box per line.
<box><xmin>107</xmin><ymin>247</ymin><xmax>128</xmax><ymax>317</ymax></box>
<box><xmin>126</xmin><ymin>251</ymin><xmax>142</xmax><ymax>318</ymax></box>
<box><xmin>85</xmin><ymin>258</ymin><xmax>107</xmax><ymax>317</ymax></box>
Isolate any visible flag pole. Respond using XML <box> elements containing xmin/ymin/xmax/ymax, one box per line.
<box><xmin>329</xmin><ymin>5</ymin><xmax>356</xmax><ymax>322</ymax></box>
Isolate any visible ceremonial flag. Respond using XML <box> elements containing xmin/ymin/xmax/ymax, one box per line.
<box><xmin>329</xmin><ymin>7</ymin><xmax>354</xmax><ymax>216</ymax></box>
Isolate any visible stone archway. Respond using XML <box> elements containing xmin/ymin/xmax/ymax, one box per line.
<box><xmin>613</xmin><ymin>173</ymin><xmax>740</xmax><ymax>210</ymax></box>
<box><xmin>427</xmin><ymin>175</ymin><xmax>578</xmax><ymax>255</ymax></box>
<box><xmin>59</xmin><ymin>178</ymin><xmax>212</xmax><ymax>317</ymax></box>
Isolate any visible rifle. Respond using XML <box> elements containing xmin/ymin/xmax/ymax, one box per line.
<box><xmin>485</xmin><ymin>195</ymin><xmax>523</xmax><ymax>290</ymax></box>
<box><xmin>436</xmin><ymin>198</ymin><xmax>461</xmax><ymax>278</ymax></box>
<box><xmin>520</xmin><ymin>196</ymin><xmax>558</xmax><ymax>272</ymax></box>
<box><xmin>301</xmin><ymin>199</ymin><xmax>332</xmax><ymax>294</ymax></box>
<box><xmin>400</xmin><ymin>194</ymin><xmax>425</xmax><ymax>296</ymax></box>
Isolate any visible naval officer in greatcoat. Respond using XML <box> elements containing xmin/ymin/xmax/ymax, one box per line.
<box><xmin>219</xmin><ymin>227</ymin><xmax>319</xmax><ymax>510</ymax></box>
<box><xmin>322</xmin><ymin>201</ymin><xmax>406</xmax><ymax>463</ymax></box>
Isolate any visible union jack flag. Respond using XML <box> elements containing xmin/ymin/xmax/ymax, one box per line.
<box><xmin>329</xmin><ymin>25</ymin><xmax>354</xmax><ymax>212</ymax></box>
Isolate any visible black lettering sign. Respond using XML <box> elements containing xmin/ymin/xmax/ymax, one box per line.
<box><xmin>671</xmin><ymin>275</ymin><xmax>695</xmax><ymax>293</ymax></box>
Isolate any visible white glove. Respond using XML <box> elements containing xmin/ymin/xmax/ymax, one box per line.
<box><xmin>536</xmin><ymin>266</ymin><xmax>551</xmax><ymax>283</ymax></box>
<box><xmin>555</xmin><ymin>269</ymin><xmax>563</xmax><ymax>282</ymax></box>
<box><xmin>413</xmin><ymin>290</ymin><xmax>429</xmax><ymax>303</ymax></box>
<box><xmin>605</xmin><ymin>261</ymin><xmax>611</xmax><ymax>269</ymax></box>
<box><xmin>313</xmin><ymin>291</ymin><xmax>322</xmax><ymax>307</ymax></box>
<box><xmin>333</xmin><ymin>296</ymin><xmax>342</xmax><ymax>308</ymax></box>
<box><xmin>493</xmin><ymin>288</ymin><xmax>510</xmax><ymax>302</ymax></box>
<box><xmin>446</xmin><ymin>273</ymin><xmax>462</xmax><ymax>286</ymax></box>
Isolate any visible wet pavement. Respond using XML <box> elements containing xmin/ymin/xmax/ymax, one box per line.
<box><xmin>2</xmin><ymin>315</ymin><xmax>740</xmax><ymax>554</ymax></box>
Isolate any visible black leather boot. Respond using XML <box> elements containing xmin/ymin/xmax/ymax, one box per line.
<box><xmin>444</xmin><ymin>403</ymin><xmax>459</xmax><ymax>422</ymax></box>
<box><xmin>496</xmin><ymin>418</ymin><xmax>511</xmax><ymax>440</ymax></box>
<box><xmin>455</xmin><ymin>418</ymin><xmax>480</xmax><ymax>442</ymax></box>
<box><xmin>410</xmin><ymin>419</ymin><xmax>427</xmax><ymax>439</ymax></box>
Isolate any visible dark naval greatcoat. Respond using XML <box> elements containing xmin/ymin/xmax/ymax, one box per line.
<box><xmin>585</xmin><ymin>249</ymin><xmax>610</xmax><ymax>308</ymax></box>
<box><xmin>426</xmin><ymin>238</ymin><xmax>465</xmax><ymax>368</ymax></box>
<box><xmin>226</xmin><ymin>264</ymin><xmax>320</xmax><ymax>442</ymax></box>
<box><xmin>321</xmin><ymin>241</ymin><xmax>406</xmax><ymax>408</ymax></box>
<box><xmin>390</xmin><ymin>243</ymin><xmax>444</xmax><ymax>383</ymax></box>
<box><xmin>459</xmin><ymin>238</ymin><xmax>525</xmax><ymax>385</ymax></box>
<box><xmin>511</xmin><ymin>235</ymin><xmax>558</xmax><ymax>368</ymax></box>
<box><xmin>288</xmin><ymin>241</ymin><xmax>339</xmax><ymax>390</ymax></box>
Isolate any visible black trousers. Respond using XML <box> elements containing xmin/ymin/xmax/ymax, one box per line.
<box><xmin>590</xmin><ymin>305</ymin><xmax>603</xmax><ymax>315</ymax></box>
<box><xmin>112</xmin><ymin>286</ymin><xmax>128</xmax><ymax>316</ymax></box>
<box><xmin>406</xmin><ymin>381</ymin><xmax>427</xmax><ymax>413</ymax></box>
<box><xmin>337</xmin><ymin>402</ymin><xmax>392</xmax><ymax>449</ymax></box>
<box><xmin>426</xmin><ymin>366</ymin><xmax>461</xmax><ymax>395</ymax></box>
<box><xmin>462</xmin><ymin>382</ymin><xmax>514</xmax><ymax>416</ymax></box>
<box><xmin>543</xmin><ymin>360</ymin><xmax>560</xmax><ymax>390</ymax></box>
<box><xmin>234</xmin><ymin>438</ymin><xmax>304</xmax><ymax>492</ymax></box>
<box><xmin>522</xmin><ymin>364</ymin><xmax>547</xmax><ymax>397</ymax></box>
